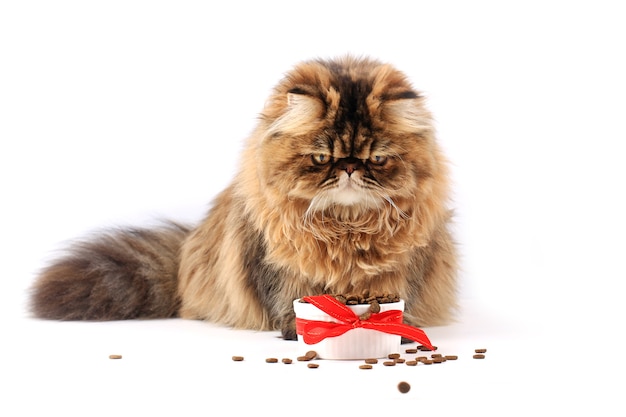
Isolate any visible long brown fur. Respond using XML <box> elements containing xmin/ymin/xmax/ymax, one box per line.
<box><xmin>31</xmin><ymin>56</ymin><xmax>457</xmax><ymax>339</ymax></box>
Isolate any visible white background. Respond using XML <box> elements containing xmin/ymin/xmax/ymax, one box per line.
<box><xmin>1</xmin><ymin>1</ymin><xmax>625</xmax><ymax>415</ymax></box>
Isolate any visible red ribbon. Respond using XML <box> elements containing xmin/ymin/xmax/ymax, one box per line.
<box><xmin>296</xmin><ymin>295</ymin><xmax>434</xmax><ymax>350</ymax></box>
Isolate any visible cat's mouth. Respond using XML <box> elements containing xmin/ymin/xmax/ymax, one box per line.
<box><xmin>326</xmin><ymin>173</ymin><xmax>375</xmax><ymax>207</ymax></box>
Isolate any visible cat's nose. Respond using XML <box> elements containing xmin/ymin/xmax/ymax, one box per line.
<box><xmin>340</xmin><ymin>158</ymin><xmax>361</xmax><ymax>176</ymax></box>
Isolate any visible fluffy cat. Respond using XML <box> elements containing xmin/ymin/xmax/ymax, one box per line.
<box><xmin>30</xmin><ymin>56</ymin><xmax>457</xmax><ymax>339</ymax></box>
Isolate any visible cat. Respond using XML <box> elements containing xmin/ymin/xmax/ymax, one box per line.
<box><xmin>30</xmin><ymin>56</ymin><xmax>458</xmax><ymax>340</ymax></box>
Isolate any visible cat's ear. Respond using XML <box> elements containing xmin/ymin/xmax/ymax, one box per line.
<box><xmin>265</xmin><ymin>92</ymin><xmax>323</xmax><ymax>139</ymax></box>
<box><xmin>383</xmin><ymin>97</ymin><xmax>433</xmax><ymax>134</ymax></box>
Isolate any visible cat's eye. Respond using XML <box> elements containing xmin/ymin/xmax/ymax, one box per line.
<box><xmin>311</xmin><ymin>153</ymin><xmax>332</xmax><ymax>165</ymax></box>
<box><xmin>369</xmin><ymin>155</ymin><xmax>388</xmax><ymax>165</ymax></box>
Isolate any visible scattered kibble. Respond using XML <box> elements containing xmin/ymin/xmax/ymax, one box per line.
<box><xmin>473</xmin><ymin>354</ymin><xmax>486</xmax><ymax>359</ymax></box>
<box><xmin>307</xmin><ymin>363</ymin><xmax>319</xmax><ymax>369</ymax></box>
<box><xmin>398</xmin><ymin>381</ymin><xmax>411</xmax><ymax>394</ymax></box>
<box><xmin>418</xmin><ymin>345</ymin><xmax>438</xmax><ymax>351</ymax></box>
<box><xmin>108</xmin><ymin>354</ymin><xmax>122</xmax><ymax>360</ymax></box>
<box><xmin>297</xmin><ymin>350</ymin><xmax>318</xmax><ymax>362</ymax></box>
<box><xmin>265</xmin><ymin>357</ymin><xmax>278</xmax><ymax>363</ymax></box>
<box><xmin>359</xmin><ymin>364</ymin><xmax>373</xmax><ymax>370</ymax></box>
<box><xmin>231</xmin><ymin>356</ymin><xmax>244</xmax><ymax>362</ymax></box>
<box><xmin>281</xmin><ymin>358</ymin><xmax>293</xmax><ymax>364</ymax></box>
<box><xmin>475</xmin><ymin>349</ymin><xmax>487</xmax><ymax>353</ymax></box>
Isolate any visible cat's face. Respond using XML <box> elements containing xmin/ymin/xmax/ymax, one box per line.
<box><xmin>257</xmin><ymin>57</ymin><xmax>439</xmax><ymax>216</ymax></box>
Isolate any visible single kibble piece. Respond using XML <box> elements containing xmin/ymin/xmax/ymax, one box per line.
<box><xmin>108</xmin><ymin>355</ymin><xmax>122</xmax><ymax>360</ymax></box>
<box><xmin>359</xmin><ymin>364</ymin><xmax>373</xmax><ymax>370</ymax></box>
<box><xmin>265</xmin><ymin>358</ymin><xmax>278</xmax><ymax>363</ymax></box>
<box><xmin>405</xmin><ymin>348</ymin><xmax>418</xmax><ymax>354</ymax></box>
<box><xmin>346</xmin><ymin>295</ymin><xmax>359</xmax><ymax>303</ymax></box>
<box><xmin>359</xmin><ymin>311</ymin><xmax>372</xmax><ymax>321</ymax></box>
<box><xmin>369</xmin><ymin>300</ymin><xmax>381</xmax><ymax>313</ymax></box>
<box><xmin>418</xmin><ymin>345</ymin><xmax>437</xmax><ymax>351</ymax></box>
<box><xmin>388</xmin><ymin>353</ymin><xmax>401</xmax><ymax>359</ymax></box>
<box><xmin>431</xmin><ymin>353</ymin><xmax>442</xmax><ymax>358</ymax></box>
<box><xmin>422</xmin><ymin>359</ymin><xmax>434</xmax><ymax>365</ymax></box>
<box><xmin>398</xmin><ymin>381</ymin><xmax>411</xmax><ymax>394</ymax></box>
<box><xmin>394</xmin><ymin>358</ymin><xmax>406</xmax><ymax>364</ymax></box>
<box><xmin>445</xmin><ymin>355</ymin><xmax>458</xmax><ymax>360</ymax></box>
<box><xmin>383</xmin><ymin>361</ymin><xmax>396</xmax><ymax>366</ymax></box>
<box><xmin>473</xmin><ymin>354</ymin><xmax>486</xmax><ymax>359</ymax></box>
<box><xmin>364</xmin><ymin>358</ymin><xmax>379</xmax><ymax>364</ymax></box>
<box><xmin>305</xmin><ymin>350</ymin><xmax>318</xmax><ymax>360</ymax></box>
<box><xmin>475</xmin><ymin>349</ymin><xmax>487</xmax><ymax>353</ymax></box>
<box><xmin>405</xmin><ymin>360</ymin><xmax>418</xmax><ymax>366</ymax></box>
<box><xmin>307</xmin><ymin>363</ymin><xmax>319</xmax><ymax>369</ymax></box>
<box><xmin>281</xmin><ymin>358</ymin><xmax>293</xmax><ymax>364</ymax></box>
<box><xmin>231</xmin><ymin>356</ymin><xmax>244</xmax><ymax>362</ymax></box>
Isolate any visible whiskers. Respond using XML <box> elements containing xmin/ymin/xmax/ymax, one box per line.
<box><xmin>375</xmin><ymin>190</ymin><xmax>409</xmax><ymax>220</ymax></box>
<box><xmin>304</xmin><ymin>193</ymin><xmax>330</xmax><ymax>227</ymax></box>
<box><xmin>301</xmin><ymin>184</ymin><xmax>409</xmax><ymax>234</ymax></box>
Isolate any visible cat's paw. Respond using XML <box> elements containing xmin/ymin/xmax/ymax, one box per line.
<box><xmin>280</xmin><ymin>315</ymin><xmax>298</xmax><ymax>340</ymax></box>
<box><xmin>281</xmin><ymin>326</ymin><xmax>298</xmax><ymax>340</ymax></box>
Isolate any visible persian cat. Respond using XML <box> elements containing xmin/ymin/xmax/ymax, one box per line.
<box><xmin>30</xmin><ymin>56</ymin><xmax>457</xmax><ymax>339</ymax></box>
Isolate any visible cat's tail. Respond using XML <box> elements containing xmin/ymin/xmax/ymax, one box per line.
<box><xmin>30</xmin><ymin>222</ymin><xmax>192</xmax><ymax>321</ymax></box>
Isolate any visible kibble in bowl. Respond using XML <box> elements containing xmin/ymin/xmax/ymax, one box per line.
<box><xmin>293</xmin><ymin>294</ymin><xmax>405</xmax><ymax>360</ymax></box>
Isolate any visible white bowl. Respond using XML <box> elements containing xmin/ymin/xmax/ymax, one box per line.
<box><xmin>293</xmin><ymin>298</ymin><xmax>405</xmax><ymax>360</ymax></box>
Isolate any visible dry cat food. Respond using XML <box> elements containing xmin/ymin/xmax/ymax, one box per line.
<box><xmin>417</xmin><ymin>345</ymin><xmax>438</xmax><ymax>351</ymax></box>
<box><xmin>397</xmin><ymin>381</ymin><xmax>411</xmax><ymax>394</ymax></box>
<box><xmin>231</xmin><ymin>346</ymin><xmax>487</xmax><ymax>372</ymax></box>
<box><xmin>297</xmin><ymin>351</ymin><xmax>318</xmax><ymax>361</ymax></box>
<box><xmin>299</xmin><ymin>292</ymin><xmax>401</xmax><ymax>305</ymax></box>
<box><xmin>108</xmin><ymin>354</ymin><xmax>122</xmax><ymax>360</ymax></box>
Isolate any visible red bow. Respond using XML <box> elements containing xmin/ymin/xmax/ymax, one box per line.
<box><xmin>296</xmin><ymin>295</ymin><xmax>434</xmax><ymax>350</ymax></box>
